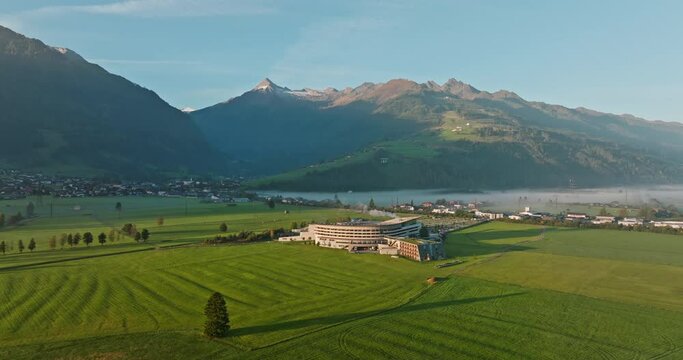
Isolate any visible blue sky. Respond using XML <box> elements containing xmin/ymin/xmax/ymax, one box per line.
<box><xmin>1</xmin><ymin>0</ymin><xmax>681</xmax><ymax>121</ymax></box>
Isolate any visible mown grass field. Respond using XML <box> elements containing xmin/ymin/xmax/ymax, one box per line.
<box><xmin>1</xmin><ymin>201</ymin><xmax>682</xmax><ymax>359</ymax></box>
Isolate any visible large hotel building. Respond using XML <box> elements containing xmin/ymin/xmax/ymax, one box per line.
<box><xmin>281</xmin><ymin>216</ymin><xmax>445</xmax><ymax>262</ymax></box>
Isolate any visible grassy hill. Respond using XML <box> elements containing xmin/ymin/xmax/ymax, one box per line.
<box><xmin>1</xmin><ymin>201</ymin><xmax>682</xmax><ymax>359</ymax></box>
<box><xmin>250</xmin><ymin>127</ymin><xmax>682</xmax><ymax>191</ymax></box>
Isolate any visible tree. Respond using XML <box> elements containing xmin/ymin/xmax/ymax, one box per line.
<box><xmin>219</xmin><ymin>222</ymin><xmax>228</xmax><ymax>232</ymax></box>
<box><xmin>48</xmin><ymin>235</ymin><xmax>57</xmax><ymax>250</ymax></box>
<box><xmin>28</xmin><ymin>238</ymin><xmax>36</xmax><ymax>252</ymax></box>
<box><xmin>368</xmin><ymin>198</ymin><xmax>376</xmax><ymax>210</ymax></box>
<box><xmin>122</xmin><ymin>223</ymin><xmax>136</xmax><ymax>236</ymax></box>
<box><xmin>618</xmin><ymin>208</ymin><xmax>629</xmax><ymax>218</ymax></box>
<box><xmin>73</xmin><ymin>233</ymin><xmax>81</xmax><ymax>246</ymax></box>
<box><xmin>26</xmin><ymin>202</ymin><xmax>35</xmax><ymax>217</ymax></box>
<box><xmin>67</xmin><ymin>234</ymin><xmax>74</xmax><ymax>247</ymax></box>
<box><xmin>0</xmin><ymin>213</ymin><xmax>4</xmax><ymax>227</ymax></box>
<box><xmin>291</xmin><ymin>221</ymin><xmax>299</xmax><ymax>230</ymax></box>
<box><xmin>98</xmin><ymin>232</ymin><xmax>107</xmax><ymax>245</ymax></box>
<box><xmin>157</xmin><ymin>217</ymin><xmax>164</xmax><ymax>226</ymax></box>
<box><xmin>266</xmin><ymin>199</ymin><xmax>275</xmax><ymax>209</ymax></box>
<box><xmin>0</xmin><ymin>241</ymin><xmax>5</xmax><ymax>255</ymax></box>
<box><xmin>115</xmin><ymin>202</ymin><xmax>122</xmax><ymax>217</ymax></box>
<box><xmin>109</xmin><ymin>229</ymin><xmax>117</xmax><ymax>243</ymax></box>
<box><xmin>599</xmin><ymin>207</ymin><xmax>609</xmax><ymax>216</ymax></box>
<box><xmin>204</xmin><ymin>292</ymin><xmax>230</xmax><ymax>337</ymax></box>
<box><xmin>419</xmin><ymin>226</ymin><xmax>429</xmax><ymax>238</ymax></box>
<box><xmin>60</xmin><ymin>233</ymin><xmax>67</xmax><ymax>249</ymax></box>
<box><xmin>134</xmin><ymin>231</ymin><xmax>142</xmax><ymax>242</ymax></box>
<box><xmin>18</xmin><ymin>239</ymin><xmax>25</xmax><ymax>253</ymax></box>
<box><xmin>141</xmin><ymin>229</ymin><xmax>150</xmax><ymax>241</ymax></box>
<box><xmin>83</xmin><ymin>232</ymin><xmax>94</xmax><ymax>246</ymax></box>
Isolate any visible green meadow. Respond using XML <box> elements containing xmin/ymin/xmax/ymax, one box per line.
<box><xmin>1</xmin><ymin>199</ymin><xmax>682</xmax><ymax>359</ymax></box>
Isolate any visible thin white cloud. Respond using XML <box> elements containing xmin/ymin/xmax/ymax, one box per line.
<box><xmin>15</xmin><ymin>0</ymin><xmax>275</xmax><ymax>19</ymax></box>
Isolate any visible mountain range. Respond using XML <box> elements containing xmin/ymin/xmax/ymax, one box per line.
<box><xmin>192</xmin><ymin>78</ymin><xmax>683</xmax><ymax>191</ymax></box>
<box><xmin>0</xmin><ymin>25</ymin><xmax>224</xmax><ymax>179</ymax></box>
<box><xmin>2</xmin><ymin>25</ymin><xmax>683</xmax><ymax>190</ymax></box>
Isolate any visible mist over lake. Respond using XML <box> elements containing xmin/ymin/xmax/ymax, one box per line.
<box><xmin>260</xmin><ymin>185</ymin><xmax>683</xmax><ymax>211</ymax></box>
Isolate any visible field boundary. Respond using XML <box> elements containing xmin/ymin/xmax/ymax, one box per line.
<box><xmin>0</xmin><ymin>241</ymin><xmax>197</xmax><ymax>272</ymax></box>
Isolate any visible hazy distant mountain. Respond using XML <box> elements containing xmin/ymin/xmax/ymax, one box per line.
<box><xmin>191</xmin><ymin>78</ymin><xmax>422</xmax><ymax>175</ymax></box>
<box><xmin>0</xmin><ymin>26</ymin><xmax>224</xmax><ymax>178</ymax></box>
<box><xmin>194</xmin><ymin>78</ymin><xmax>683</xmax><ymax>191</ymax></box>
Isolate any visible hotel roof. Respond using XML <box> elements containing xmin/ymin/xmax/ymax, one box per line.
<box><xmin>379</xmin><ymin>216</ymin><xmax>421</xmax><ymax>225</ymax></box>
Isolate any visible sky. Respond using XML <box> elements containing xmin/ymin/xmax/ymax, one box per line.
<box><xmin>1</xmin><ymin>0</ymin><xmax>681</xmax><ymax>121</ymax></box>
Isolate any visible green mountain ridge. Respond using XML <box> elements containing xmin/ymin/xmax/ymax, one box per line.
<box><xmin>0</xmin><ymin>26</ymin><xmax>226</xmax><ymax>178</ymax></box>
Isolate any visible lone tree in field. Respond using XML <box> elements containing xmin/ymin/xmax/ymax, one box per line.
<box><xmin>98</xmin><ymin>232</ymin><xmax>107</xmax><ymax>245</ymax></box>
<box><xmin>0</xmin><ymin>241</ymin><xmax>6</xmax><ymax>254</ymax></box>
<box><xmin>83</xmin><ymin>232</ymin><xmax>94</xmax><ymax>247</ymax></box>
<box><xmin>28</xmin><ymin>238</ymin><xmax>36</xmax><ymax>252</ymax></box>
<box><xmin>141</xmin><ymin>229</ymin><xmax>150</xmax><ymax>242</ymax></box>
<box><xmin>18</xmin><ymin>239</ymin><xmax>25</xmax><ymax>253</ymax></box>
<box><xmin>219</xmin><ymin>222</ymin><xmax>228</xmax><ymax>232</ymax></box>
<box><xmin>115</xmin><ymin>202</ymin><xmax>122</xmax><ymax>218</ymax></box>
<box><xmin>204</xmin><ymin>292</ymin><xmax>230</xmax><ymax>338</ymax></box>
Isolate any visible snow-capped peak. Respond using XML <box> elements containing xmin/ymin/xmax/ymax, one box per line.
<box><xmin>253</xmin><ymin>78</ymin><xmax>284</xmax><ymax>92</ymax></box>
<box><xmin>52</xmin><ymin>47</ymin><xmax>68</xmax><ymax>54</ymax></box>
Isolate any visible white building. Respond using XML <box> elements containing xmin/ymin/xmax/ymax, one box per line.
<box><xmin>475</xmin><ymin>210</ymin><xmax>505</xmax><ymax>220</ymax></box>
<box><xmin>618</xmin><ymin>218</ymin><xmax>643</xmax><ymax>227</ymax></box>
<box><xmin>592</xmin><ymin>216</ymin><xmax>616</xmax><ymax>225</ymax></box>
<box><xmin>652</xmin><ymin>221</ymin><xmax>683</xmax><ymax>229</ymax></box>
<box><xmin>566</xmin><ymin>213</ymin><xmax>589</xmax><ymax>220</ymax></box>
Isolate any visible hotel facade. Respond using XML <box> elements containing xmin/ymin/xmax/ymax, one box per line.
<box><xmin>281</xmin><ymin>216</ymin><xmax>445</xmax><ymax>262</ymax></box>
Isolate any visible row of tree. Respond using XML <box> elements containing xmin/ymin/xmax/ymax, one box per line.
<box><xmin>204</xmin><ymin>228</ymin><xmax>288</xmax><ymax>245</ymax></box>
<box><xmin>0</xmin><ymin>239</ymin><xmax>36</xmax><ymax>254</ymax></box>
<box><xmin>0</xmin><ymin>225</ymin><xmax>152</xmax><ymax>254</ymax></box>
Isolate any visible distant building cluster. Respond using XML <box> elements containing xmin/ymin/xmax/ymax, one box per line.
<box><xmin>280</xmin><ymin>216</ymin><xmax>445</xmax><ymax>262</ymax></box>
<box><xmin>0</xmin><ymin>169</ymin><xmax>246</xmax><ymax>201</ymax></box>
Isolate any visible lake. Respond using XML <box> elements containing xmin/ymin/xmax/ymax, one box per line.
<box><xmin>260</xmin><ymin>185</ymin><xmax>683</xmax><ymax>212</ymax></box>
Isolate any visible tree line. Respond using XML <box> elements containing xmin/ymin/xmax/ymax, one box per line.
<box><xmin>0</xmin><ymin>225</ymin><xmax>152</xmax><ymax>255</ymax></box>
<box><xmin>204</xmin><ymin>228</ymin><xmax>288</xmax><ymax>245</ymax></box>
